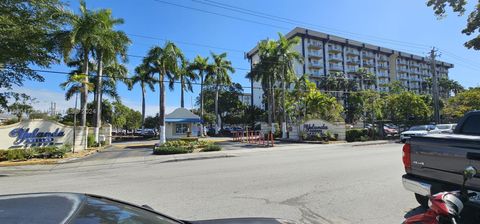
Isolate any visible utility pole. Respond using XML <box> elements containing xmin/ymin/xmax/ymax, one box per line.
<box><xmin>430</xmin><ymin>47</ymin><xmax>441</xmax><ymax>124</ymax></box>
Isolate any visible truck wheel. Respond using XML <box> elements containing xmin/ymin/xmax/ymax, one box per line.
<box><xmin>415</xmin><ymin>193</ymin><xmax>429</xmax><ymax>209</ymax></box>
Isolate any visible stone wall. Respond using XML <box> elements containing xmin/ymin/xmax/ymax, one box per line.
<box><xmin>0</xmin><ymin>120</ymin><xmax>88</xmax><ymax>150</ymax></box>
<box><xmin>289</xmin><ymin>119</ymin><xmax>346</xmax><ymax>141</ymax></box>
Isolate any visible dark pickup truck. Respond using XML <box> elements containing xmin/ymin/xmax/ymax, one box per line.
<box><xmin>402</xmin><ymin>111</ymin><xmax>480</xmax><ymax>208</ymax></box>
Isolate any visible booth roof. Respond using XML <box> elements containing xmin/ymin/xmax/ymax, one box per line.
<box><xmin>165</xmin><ymin>108</ymin><xmax>201</xmax><ymax>123</ymax></box>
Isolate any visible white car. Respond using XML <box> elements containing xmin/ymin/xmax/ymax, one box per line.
<box><xmin>400</xmin><ymin>125</ymin><xmax>440</xmax><ymax>143</ymax></box>
<box><xmin>435</xmin><ymin>123</ymin><xmax>457</xmax><ymax>134</ymax></box>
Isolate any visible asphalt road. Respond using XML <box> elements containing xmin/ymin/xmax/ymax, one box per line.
<box><xmin>0</xmin><ymin>143</ymin><xmax>417</xmax><ymax>223</ymax></box>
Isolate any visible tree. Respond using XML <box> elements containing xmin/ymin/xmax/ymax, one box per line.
<box><xmin>144</xmin><ymin>42</ymin><xmax>184</xmax><ymax>144</ymax></box>
<box><xmin>57</xmin><ymin>0</ymin><xmax>103</xmax><ymax>127</ymax></box>
<box><xmin>0</xmin><ymin>0</ymin><xmax>69</xmax><ymax>109</ymax></box>
<box><xmin>444</xmin><ymin>87</ymin><xmax>480</xmax><ymax>121</ymax></box>
<box><xmin>423</xmin><ymin>77</ymin><xmax>464</xmax><ymax>97</ymax></box>
<box><xmin>197</xmin><ymin>83</ymin><xmax>244</xmax><ymax>129</ymax></box>
<box><xmin>90</xmin><ymin>9</ymin><xmax>130</xmax><ymax>143</ymax></box>
<box><xmin>427</xmin><ymin>0</ymin><xmax>480</xmax><ymax>50</ymax></box>
<box><xmin>189</xmin><ymin>56</ymin><xmax>209</xmax><ymax>136</ymax></box>
<box><xmin>247</xmin><ymin>40</ymin><xmax>279</xmax><ymax>134</ymax></box>
<box><xmin>383</xmin><ymin>91</ymin><xmax>433</xmax><ymax>126</ymax></box>
<box><xmin>125</xmin><ymin>109</ymin><xmax>142</xmax><ymax>132</ymax></box>
<box><xmin>276</xmin><ymin>33</ymin><xmax>303</xmax><ymax>138</ymax></box>
<box><xmin>173</xmin><ymin>60</ymin><xmax>197</xmax><ymax>108</ymax></box>
<box><xmin>353</xmin><ymin>67</ymin><xmax>376</xmax><ymax>90</ymax></box>
<box><xmin>130</xmin><ymin>62</ymin><xmax>157</xmax><ymax>135</ymax></box>
<box><xmin>206</xmin><ymin>52</ymin><xmax>235</xmax><ymax>134</ymax></box>
<box><xmin>346</xmin><ymin>90</ymin><xmax>384</xmax><ymax>124</ymax></box>
<box><xmin>287</xmin><ymin>76</ymin><xmax>343</xmax><ymax>123</ymax></box>
<box><xmin>8</xmin><ymin>95</ymin><xmax>35</xmax><ymax>121</ymax></box>
<box><xmin>112</xmin><ymin>102</ymin><xmax>129</xmax><ymax>133</ymax></box>
<box><xmin>86</xmin><ymin>100</ymin><xmax>113</xmax><ymax>126</ymax></box>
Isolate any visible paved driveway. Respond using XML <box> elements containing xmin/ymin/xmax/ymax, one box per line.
<box><xmin>0</xmin><ymin>143</ymin><xmax>418</xmax><ymax>223</ymax></box>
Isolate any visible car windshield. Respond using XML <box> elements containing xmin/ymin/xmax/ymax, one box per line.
<box><xmin>409</xmin><ymin>126</ymin><xmax>428</xmax><ymax>131</ymax></box>
<box><xmin>72</xmin><ymin>196</ymin><xmax>179</xmax><ymax>224</ymax></box>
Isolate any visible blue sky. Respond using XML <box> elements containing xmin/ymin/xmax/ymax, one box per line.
<box><xmin>22</xmin><ymin>0</ymin><xmax>480</xmax><ymax>115</ymax></box>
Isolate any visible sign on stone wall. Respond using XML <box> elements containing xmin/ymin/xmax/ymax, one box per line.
<box><xmin>0</xmin><ymin>120</ymin><xmax>87</xmax><ymax>150</ymax></box>
<box><xmin>288</xmin><ymin>119</ymin><xmax>346</xmax><ymax>141</ymax></box>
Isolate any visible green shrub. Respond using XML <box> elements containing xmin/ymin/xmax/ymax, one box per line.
<box><xmin>0</xmin><ymin>150</ymin><xmax>7</xmax><ymax>162</ymax></box>
<box><xmin>346</xmin><ymin>129</ymin><xmax>369</xmax><ymax>142</ymax></box>
<box><xmin>162</xmin><ymin>140</ymin><xmax>190</xmax><ymax>147</ymax></box>
<box><xmin>87</xmin><ymin>134</ymin><xmax>95</xmax><ymax>147</ymax></box>
<box><xmin>153</xmin><ymin>146</ymin><xmax>193</xmax><ymax>155</ymax></box>
<box><xmin>7</xmin><ymin>149</ymin><xmax>26</xmax><ymax>161</ymax></box>
<box><xmin>201</xmin><ymin>144</ymin><xmax>222</xmax><ymax>152</ymax></box>
<box><xmin>196</xmin><ymin>140</ymin><xmax>213</xmax><ymax>148</ymax></box>
<box><xmin>179</xmin><ymin>137</ymin><xmax>198</xmax><ymax>142</ymax></box>
<box><xmin>325</xmin><ymin>131</ymin><xmax>336</xmax><ymax>141</ymax></box>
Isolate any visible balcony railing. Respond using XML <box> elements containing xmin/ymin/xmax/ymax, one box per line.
<box><xmin>308</xmin><ymin>51</ymin><xmax>323</xmax><ymax>58</ymax></box>
<box><xmin>346</xmin><ymin>48</ymin><xmax>359</xmax><ymax>55</ymax></box>
<box><xmin>363</xmin><ymin>61</ymin><xmax>374</xmax><ymax>67</ymax></box>
<box><xmin>329</xmin><ymin>64</ymin><xmax>343</xmax><ymax>71</ymax></box>
<box><xmin>308</xmin><ymin>62</ymin><xmax>323</xmax><ymax>68</ymax></box>
<box><xmin>329</xmin><ymin>54</ymin><xmax>343</xmax><ymax>61</ymax></box>
<box><xmin>328</xmin><ymin>45</ymin><xmax>342</xmax><ymax>52</ymax></box>
<box><xmin>362</xmin><ymin>52</ymin><xmax>375</xmax><ymax>59</ymax></box>
<box><xmin>308</xmin><ymin>41</ymin><xmax>323</xmax><ymax>49</ymax></box>
<box><xmin>378</xmin><ymin>72</ymin><xmax>389</xmax><ymax>77</ymax></box>
<box><xmin>346</xmin><ymin>58</ymin><xmax>359</xmax><ymax>64</ymax></box>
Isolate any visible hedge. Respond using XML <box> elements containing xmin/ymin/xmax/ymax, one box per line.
<box><xmin>201</xmin><ymin>144</ymin><xmax>222</xmax><ymax>152</ymax></box>
<box><xmin>0</xmin><ymin>145</ymin><xmax>72</xmax><ymax>162</ymax></box>
<box><xmin>153</xmin><ymin>146</ymin><xmax>194</xmax><ymax>155</ymax></box>
<box><xmin>346</xmin><ymin>129</ymin><xmax>370</xmax><ymax>142</ymax></box>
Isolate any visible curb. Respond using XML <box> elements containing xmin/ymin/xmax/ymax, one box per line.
<box><xmin>350</xmin><ymin>140</ymin><xmax>393</xmax><ymax>147</ymax></box>
<box><xmin>161</xmin><ymin>154</ymin><xmax>236</xmax><ymax>163</ymax></box>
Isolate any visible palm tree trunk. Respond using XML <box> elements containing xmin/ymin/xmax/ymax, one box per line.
<box><xmin>281</xmin><ymin>79</ymin><xmax>287</xmax><ymax>139</ymax></box>
<box><xmin>159</xmin><ymin>71</ymin><xmax>166</xmax><ymax>144</ymax></box>
<box><xmin>214</xmin><ymin>82</ymin><xmax>220</xmax><ymax>134</ymax></box>
<box><xmin>271</xmin><ymin>81</ymin><xmax>276</xmax><ymax>134</ymax></box>
<box><xmin>200</xmin><ymin>72</ymin><xmax>204</xmax><ymax>137</ymax></box>
<box><xmin>94</xmin><ymin>52</ymin><xmax>103</xmax><ymax>143</ymax></box>
<box><xmin>180</xmin><ymin>75</ymin><xmax>185</xmax><ymax>108</ymax></box>
<box><xmin>141</xmin><ymin>83</ymin><xmax>146</xmax><ymax>135</ymax></box>
<box><xmin>81</xmin><ymin>47</ymin><xmax>89</xmax><ymax>128</ymax></box>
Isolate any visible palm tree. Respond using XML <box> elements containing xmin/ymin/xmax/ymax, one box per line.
<box><xmin>58</xmin><ymin>0</ymin><xmax>101</xmax><ymax>127</ymax></box>
<box><xmin>246</xmin><ymin>40</ymin><xmax>279</xmax><ymax>134</ymax></box>
<box><xmin>91</xmin><ymin>9</ymin><xmax>130</xmax><ymax>143</ymax></box>
<box><xmin>144</xmin><ymin>42</ymin><xmax>184</xmax><ymax>144</ymax></box>
<box><xmin>188</xmin><ymin>56</ymin><xmax>209</xmax><ymax>136</ymax></box>
<box><xmin>205</xmin><ymin>52</ymin><xmax>235</xmax><ymax>134</ymax></box>
<box><xmin>275</xmin><ymin>33</ymin><xmax>303</xmax><ymax>138</ymax></box>
<box><xmin>354</xmin><ymin>68</ymin><xmax>376</xmax><ymax>90</ymax></box>
<box><xmin>173</xmin><ymin>60</ymin><xmax>197</xmax><ymax>108</ymax></box>
<box><xmin>130</xmin><ymin>63</ymin><xmax>157</xmax><ymax>135</ymax></box>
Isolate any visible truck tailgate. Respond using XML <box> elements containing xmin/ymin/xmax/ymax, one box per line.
<box><xmin>409</xmin><ymin>134</ymin><xmax>480</xmax><ymax>191</ymax></box>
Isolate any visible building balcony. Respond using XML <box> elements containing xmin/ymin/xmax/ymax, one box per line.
<box><xmin>308</xmin><ymin>62</ymin><xmax>323</xmax><ymax>68</ymax></box>
<box><xmin>310</xmin><ymin>69</ymin><xmax>323</xmax><ymax>76</ymax></box>
<box><xmin>399</xmin><ymin>75</ymin><xmax>409</xmax><ymax>80</ymax></box>
<box><xmin>328</xmin><ymin>45</ymin><xmax>342</xmax><ymax>53</ymax></box>
<box><xmin>410</xmin><ymin>85</ymin><xmax>420</xmax><ymax>89</ymax></box>
<box><xmin>363</xmin><ymin>61</ymin><xmax>374</xmax><ymax>67</ymax></box>
<box><xmin>346</xmin><ymin>58</ymin><xmax>360</xmax><ymax>64</ymax></box>
<box><xmin>378</xmin><ymin>64</ymin><xmax>389</xmax><ymax>69</ymax></box>
<box><xmin>397</xmin><ymin>60</ymin><xmax>408</xmax><ymax>65</ymax></box>
<box><xmin>362</xmin><ymin>52</ymin><xmax>375</xmax><ymax>59</ymax></box>
<box><xmin>308</xmin><ymin>41</ymin><xmax>323</xmax><ymax>49</ymax></box>
<box><xmin>328</xmin><ymin>54</ymin><xmax>343</xmax><ymax>62</ymax></box>
<box><xmin>378</xmin><ymin>72</ymin><xmax>389</xmax><ymax>77</ymax></box>
<box><xmin>346</xmin><ymin>48</ymin><xmax>359</xmax><ymax>56</ymax></box>
<box><xmin>329</xmin><ymin>64</ymin><xmax>343</xmax><ymax>71</ymax></box>
<box><xmin>308</xmin><ymin>51</ymin><xmax>323</xmax><ymax>58</ymax></box>
<box><xmin>378</xmin><ymin>56</ymin><xmax>389</xmax><ymax>62</ymax></box>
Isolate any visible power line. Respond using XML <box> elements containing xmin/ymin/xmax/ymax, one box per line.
<box><xmin>179</xmin><ymin>0</ymin><xmax>432</xmax><ymax>51</ymax></box>
<box><xmin>127</xmin><ymin>33</ymin><xmax>246</xmax><ymax>54</ymax></box>
<box><xmin>151</xmin><ymin>0</ymin><xmax>289</xmax><ymax>30</ymax></box>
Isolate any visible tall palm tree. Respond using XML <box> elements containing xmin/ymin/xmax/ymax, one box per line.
<box><xmin>144</xmin><ymin>42</ymin><xmax>184</xmax><ymax>144</ymax></box>
<box><xmin>276</xmin><ymin>33</ymin><xmax>303</xmax><ymax>138</ymax></box>
<box><xmin>246</xmin><ymin>40</ymin><xmax>279</xmax><ymax>134</ymax></box>
<box><xmin>354</xmin><ymin>68</ymin><xmax>376</xmax><ymax>90</ymax></box>
<box><xmin>58</xmin><ymin>0</ymin><xmax>102</xmax><ymax>127</ymax></box>
<box><xmin>130</xmin><ymin>63</ymin><xmax>156</xmax><ymax>135</ymax></box>
<box><xmin>173</xmin><ymin>60</ymin><xmax>197</xmax><ymax>108</ymax></box>
<box><xmin>206</xmin><ymin>52</ymin><xmax>235</xmax><ymax>134</ymax></box>
<box><xmin>91</xmin><ymin>9</ymin><xmax>130</xmax><ymax>143</ymax></box>
<box><xmin>188</xmin><ymin>56</ymin><xmax>209</xmax><ymax>137</ymax></box>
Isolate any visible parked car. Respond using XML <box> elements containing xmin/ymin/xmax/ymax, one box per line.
<box><xmin>400</xmin><ymin>124</ymin><xmax>440</xmax><ymax>143</ymax></box>
<box><xmin>435</xmin><ymin>123</ymin><xmax>457</xmax><ymax>134</ymax></box>
<box><xmin>402</xmin><ymin>111</ymin><xmax>480</xmax><ymax>209</ymax></box>
<box><xmin>0</xmin><ymin>192</ymin><xmax>295</xmax><ymax>224</ymax></box>
<box><xmin>383</xmin><ymin>125</ymin><xmax>398</xmax><ymax>136</ymax></box>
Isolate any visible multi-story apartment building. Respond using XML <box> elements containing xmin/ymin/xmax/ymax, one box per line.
<box><xmin>246</xmin><ymin>27</ymin><xmax>453</xmax><ymax>109</ymax></box>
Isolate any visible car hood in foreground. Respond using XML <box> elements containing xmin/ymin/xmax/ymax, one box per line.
<box><xmin>190</xmin><ymin>218</ymin><xmax>296</xmax><ymax>224</ymax></box>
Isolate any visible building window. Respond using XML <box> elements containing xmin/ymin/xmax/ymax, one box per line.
<box><xmin>175</xmin><ymin>123</ymin><xmax>188</xmax><ymax>134</ymax></box>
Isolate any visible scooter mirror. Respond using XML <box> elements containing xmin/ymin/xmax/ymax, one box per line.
<box><xmin>464</xmin><ymin>166</ymin><xmax>477</xmax><ymax>180</ymax></box>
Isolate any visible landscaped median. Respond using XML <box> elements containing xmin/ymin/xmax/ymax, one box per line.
<box><xmin>0</xmin><ymin>145</ymin><xmax>103</xmax><ymax>166</ymax></box>
<box><xmin>153</xmin><ymin>139</ymin><xmax>222</xmax><ymax>155</ymax></box>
